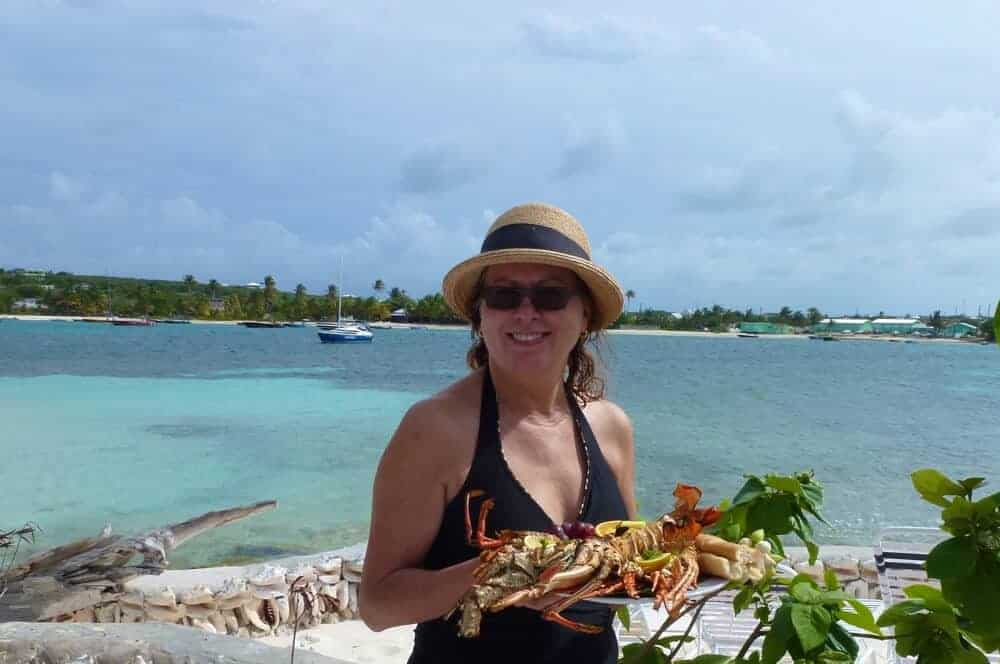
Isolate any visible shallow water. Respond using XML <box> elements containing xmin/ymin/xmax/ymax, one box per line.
<box><xmin>2</xmin><ymin>320</ymin><xmax>997</xmax><ymax>567</ymax></box>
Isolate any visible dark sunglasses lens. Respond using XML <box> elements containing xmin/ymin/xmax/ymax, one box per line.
<box><xmin>531</xmin><ymin>288</ymin><xmax>573</xmax><ymax>310</ymax></box>
<box><xmin>482</xmin><ymin>287</ymin><xmax>574</xmax><ymax>311</ymax></box>
<box><xmin>483</xmin><ymin>287</ymin><xmax>522</xmax><ymax>309</ymax></box>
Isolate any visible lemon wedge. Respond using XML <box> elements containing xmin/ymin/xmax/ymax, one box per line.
<box><xmin>523</xmin><ymin>534</ymin><xmax>556</xmax><ymax>550</ymax></box>
<box><xmin>637</xmin><ymin>551</ymin><xmax>674</xmax><ymax>573</ymax></box>
<box><xmin>595</xmin><ymin>520</ymin><xmax>646</xmax><ymax>538</ymax></box>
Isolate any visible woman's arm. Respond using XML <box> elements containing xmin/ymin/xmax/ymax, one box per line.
<box><xmin>359</xmin><ymin>399</ymin><xmax>478</xmax><ymax>631</ymax></box>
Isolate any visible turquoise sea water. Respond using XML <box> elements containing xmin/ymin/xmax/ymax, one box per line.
<box><xmin>2</xmin><ymin>320</ymin><xmax>998</xmax><ymax>567</ymax></box>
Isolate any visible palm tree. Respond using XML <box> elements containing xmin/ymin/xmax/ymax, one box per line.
<box><xmin>208</xmin><ymin>279</ymin><xmax>220</xmax><ymax>298</ymax></box>
<box><xmin>625</xmin><ymin>289</ymin><xmax>635</xmax><ymax>313</ymax></box>
<box><xmin>183</xmin><ymin>274</ymin><xmax>196</xmax><ymax>297</ymax></box>
<box><xmin>263</xmin><ymin>275</ymin><xmax>277</xmax><ymax>317</ymax></box>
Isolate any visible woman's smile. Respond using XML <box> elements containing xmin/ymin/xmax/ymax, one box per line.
<box><xmin>507</xmin><ymin>330</ymin><xmax>550</xmax><ymax>346</ymax></box>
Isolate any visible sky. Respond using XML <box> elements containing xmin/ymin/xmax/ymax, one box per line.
<box><xmin>2</xmin><ymin>1</ymin><xmax>999</xmax><ymax>316</ymax></box>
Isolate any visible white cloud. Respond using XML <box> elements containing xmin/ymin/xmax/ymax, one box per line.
<box><xmin>690</xmin><ymin>25</ymin><xmax>777</xmax><ymax>65</ymax></box>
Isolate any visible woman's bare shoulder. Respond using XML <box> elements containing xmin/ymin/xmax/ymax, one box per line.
<box><xmin>582</xmin><ymin>398</ymin><xmax>634</xmax><ymax>439</ymax></box>
<box><xmin>384</xmin><ymin>370</ymin><xmax>484</xmax><ymax>462</ymax></box>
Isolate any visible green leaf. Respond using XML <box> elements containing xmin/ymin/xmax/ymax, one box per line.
<box><xmin>942</xmin><ymin>559</ymin><xmax>1000</xmax><ymax>651</ymax></box>
<box><xmin>746</xmin><ymin>495</ymin><xmax>796</xmax><ymax>536</ymax></box>
<box><xmin>825</xmin><ymin>622</ymin><xmax>860</xmax><ymax>661</ymax></box>
<box><xmin>788</xmin><ymin>575</ymin><xmax>822</xmax><ymax>604</ymax></box>
<box><xmin>912</xmin><ymin>469</ymin><xmax>965</xmax><ymax>507</ymax></box>
<box><xmin>816</xmin><ymin>589</ymin><xmax>854</xmax><ymax>605</ymax></box>
<box><xmin>655</xmin><ymin>635</ymin><xmax>694</xmax><ymax>647</ymax></box>
<box><xmin>805</xmin><ymin>539</ymin><xmax>820</xmax><ymax>565</ymax></box>
<box><xmin>790</xmin><ymin>604</ymin><xmax>832</xmax><ymax>652</ymax></box>
<box><xmin>800</xmin><ymin>480</ymin><xmax>825</xmax><ymax>510</ymax></box>
<box><xmin>765</xmin><ymin>474</ymin><xmax>802</xmax><ymax>495</ymax></box>
<box><xmin>761</xmin><ymin>604</ymin><xmax>793</xmax><ymax>664</ymax></box>
<box><xmin>876</xmin><ymin>599</ymin><xmax>929</xmax><ymax>627</ymax></box>
<box><xmin>823</xmin><ymin>568</ymin><xmax>838</xmax><ymax>591</ymax></box>
<box><xmin>733</xmin><ymin>476</ymin><xmax>768</xmax><ymax>506</ymax></box>
<box><xmin>958</xmin><ymin>477</ymin><xmax>986</xmax><ymax>494</ymax></box>
<box><xmin>733</xmin><ymin>584</ymin><xmax>754</xmax><ymax>614</ymax></box>
<box><xmin>926</xmin><ymin>536</ymin><xmax>978</xmax><ymax>579</ymax></box>
<box><xmin>837</xmin><ymin>598</ymin><xmax>882</xmax><ymax>635</ymax></box>
<box><xmin>616</xmin><ymin>605</ymin><xmax>631</xmax><ymax>631</ymax></box>
<box><xmin>620</xmin><ymin>642</ymin><xmax>668</xmax><ymax>664</ymax></box>
<box><xmin>816</xmin><ymin>651</ymin><xmax>852</xmax><ymax>663</ymax></box>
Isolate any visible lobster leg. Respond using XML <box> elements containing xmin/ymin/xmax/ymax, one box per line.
<box><xmin>464</xmin><ymin>490</ymin><xmax>505</xmax><ymax>549</ymax></box>
<box><xmin>538</xmin><ymin>577</ymin><xmax>612</xmax><ymax>634</ymax></box>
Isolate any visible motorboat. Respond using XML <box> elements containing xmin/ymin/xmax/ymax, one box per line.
<box><xmin>240</xmin><ymin>321</ymin><xmax>284</xmax><ymax>328</ymax></box>
<box><xmin>112</xmin><ymin>318</ymin><xmax>155</xmax><ymax>327</ymax></box>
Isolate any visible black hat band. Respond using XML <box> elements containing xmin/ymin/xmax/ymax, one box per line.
<box><xmin>480</xmin><ymin>223</ymin><xmax>589</xmax><ymax>260</ymax></box>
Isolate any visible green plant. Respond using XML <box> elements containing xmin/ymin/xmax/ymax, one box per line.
<box><xmin>993</xmin><ymin>300</ymin><xmax>999</xmax><ymax>346</ymax></box>
<box><xmin>618</xmin><ymin>469</ymin><xmax>999</xmax><ymax>664</ymax></box>
<box><xmin>712</xmin><ymin>472</ymin><xmax>827</xmax><ymax>564</ymax></box>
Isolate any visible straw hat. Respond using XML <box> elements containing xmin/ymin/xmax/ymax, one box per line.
<box><xmin>442</xmin><ymin>202</ymin><xmax>624</xmax><ymax>330</ymax></box>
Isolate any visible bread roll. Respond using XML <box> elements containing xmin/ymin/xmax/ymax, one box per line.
<box><xmin>695</xmin><ymin>534</ymin><xmax>743</xmax><ymax>561</ymax></box>
<box><xmin>698</xmin><ymin>552</ymin><xmax>736</xmax><ymax>580</ymax></box>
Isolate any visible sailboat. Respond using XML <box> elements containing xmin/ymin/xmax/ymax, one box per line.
<box><xmin>317</xmin><ymin>259</ymin><xmax>373</xmax><ymax>344</ymax></box>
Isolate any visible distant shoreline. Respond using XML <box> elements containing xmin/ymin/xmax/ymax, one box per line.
<box><xmin>1</xmin><ymin>314</ymin><xmax>984</xmax><ymax>345</ymax></box>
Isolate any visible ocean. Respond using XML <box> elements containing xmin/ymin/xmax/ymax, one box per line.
<box><xmin>2</xmin><ymin>319</ymin><xmax>998</xmax><ymax>568</ymax></box>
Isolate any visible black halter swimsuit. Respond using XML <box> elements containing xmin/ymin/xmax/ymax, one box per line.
<box><xmin>408</xmin><ymin>370</ymin><xmax>630</xmax><ymax>664</ymax></box>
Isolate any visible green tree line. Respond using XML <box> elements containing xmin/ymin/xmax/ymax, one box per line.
<box><xmin>0</xmin><ymin>270</ymin><xmax>464</xmax><ymax>324</ymax></box>
<box><xmin>614</xmin><ymin>304</ymin><xmax>826</xmax><ymax>332</ymax></box>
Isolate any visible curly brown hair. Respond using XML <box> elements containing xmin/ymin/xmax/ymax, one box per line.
<box><xmin>464</xmin><ymin>274</ymin><xmax>607</xmax><ymax>404</ymax></box>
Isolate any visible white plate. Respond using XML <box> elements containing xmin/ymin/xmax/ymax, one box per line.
<box><xmin>556</xmin><ymin>575</ymin><xmax>729</xmax><ymax>607</ymax></box>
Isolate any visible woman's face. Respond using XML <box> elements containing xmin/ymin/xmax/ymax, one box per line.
<box><xmin>477</xmin><ymin>262</ymin><xmax>591</xmax><ymax>377</ymax></box>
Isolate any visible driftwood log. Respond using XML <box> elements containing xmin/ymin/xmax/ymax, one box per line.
<box><xmin>0</xmin><ymin>500</ymin><xmax>276</xmax><ymax>622</ymax></box>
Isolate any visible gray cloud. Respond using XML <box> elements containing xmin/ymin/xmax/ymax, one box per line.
<box><xmin>940</xmin><ymin>208</ymin><xmax>1000</xmax><ymax>238</ymax></box>
<box><xmin>398</xmin><ymin>145</ymin><xmax>486</xmax><ymax>194</ymax></box>
<box><xmin>673</xmin><ymin>164</ymin><xmax>776</xmax><ymax>213</ymax></box>
<box><xmin>553</xmin><ymin>120</ymin><xmax>625</xmax><ymax>180</ymax></box>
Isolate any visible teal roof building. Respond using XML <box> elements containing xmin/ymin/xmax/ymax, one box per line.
<box><xmin>813</xmin><ymin>318</ymin><xmax>873</xmax><ymax>334</ymax></box>
<box><xmin>942</xmin><ymin>322</ymin><xmax>979</xmax><ymax>338</ymax></box>
<box><xmin>871</xmin><ymin>318</ymin><xmax>922</xmax><ymax>335</ymax></box>
<box><xmin>738</xmin><ymin>322</ymin><xmax>794</xmax><ymax>335</ymax></box>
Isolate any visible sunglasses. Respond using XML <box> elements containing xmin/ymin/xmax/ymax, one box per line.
<box><xmin>481</xmin><ymin>286</ymin><xmax>578</xmax><ymax>311</ymax></box>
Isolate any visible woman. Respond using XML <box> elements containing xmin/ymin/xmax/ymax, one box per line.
<box><xmin>359</xmin><ymin>202</ymin><xmax>638</xmax><ymax>663</ymax></box>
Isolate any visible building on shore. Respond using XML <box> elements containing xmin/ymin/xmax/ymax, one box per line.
<box><xmin>13</xmin><ymin>298</ymin><xmax>44</xmax><ymax>310</ymax></box>
<box><xmin>942</xmin><ymin>322</ymin><xmax>979</xmax><ymax>338</ymax></box>
<box><xmin>738</xmin><ymin>321</ymin><xmax>794</xmax><ymax>335</ymax></box>
<box><xmin>871</xmin><ymin>318</ymin><xmax>922</xmax><ymax>335</ymax></box>
<box><xmin>390</xmin><ymin>308</ymin><xmax>408</xmax><ymax>323</ymax></box>
<box><xmin>813</xmin><ymin>318</ymin><xmax>873</xmax><ymax>334</ymax></box>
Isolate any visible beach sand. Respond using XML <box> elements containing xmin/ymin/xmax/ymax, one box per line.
<box><xmin>261</xmin><ymin>621</ymin><xmax>415</xmax><ymax>664</ymax></box>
